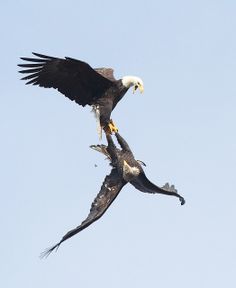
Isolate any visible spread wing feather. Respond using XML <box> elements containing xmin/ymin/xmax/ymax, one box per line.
<box><xmin>18</xmin><ymin>53</ymin><xmax>114</xmax><ymax>106</ymax></box>
<box><xmin>40</xmin><ymin>169</ymin><xmax>126</xmax><ymax>258</ymax></box>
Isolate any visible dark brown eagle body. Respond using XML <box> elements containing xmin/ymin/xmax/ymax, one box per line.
<box><xmin>18</xmin><ymin>53</ymin><xmax>136</xmax><ymax>132</ymax></box>
<box><xmin>41</xmin><ymin>133</ymin><xmax>185</xmax><ymax>258</ymax></box>
<box><xmin>94</xmin><ymin>80</ymin><xmax>129</xmax><ymax>128</ymax></box>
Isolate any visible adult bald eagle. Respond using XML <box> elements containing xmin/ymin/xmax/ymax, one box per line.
<box><xmin>41</xmin><ymin>133</ymin><xmax>185</xmax><ymax>258</ymax></box>
<box><xmin>18</xmin><ymin>53</ymin><xmax>144</xmax><ymax>136</ymax></box>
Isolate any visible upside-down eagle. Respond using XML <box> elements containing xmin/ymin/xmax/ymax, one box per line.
<box><xmin>18</xmin><ymin>53</ymin><xmax>144</xmax><ymax>137</ymax></box>
<box><xmin>41</xmin><ymin>132</ymin><xmax>185</xmax><ymax>257</ymax></box>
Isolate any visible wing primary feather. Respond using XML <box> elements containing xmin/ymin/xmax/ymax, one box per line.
<box><xmin>20</xmin><ymin>57</ymin><xmax>46</xmax><ymax>62</ymax></box>
<box><xmin>19</xmin><ymin>52</ymin><xmax>114</xmax><ymax>106</ymax></box>
<box><xmin>25</xmin><ymin>78</ymin><xmax>38</xmax><ymax>85</ymax></box>
<box><xmin>18</xmin><ymin>63</ymin><xmax>43</xmax><ymax>68</ymax></box>
<box><xmin>21</xmin><ymin>72</ymin><xmax>41</xmax><ymax>81</ymax></box>
<box><xmin>32</xmin><ymin>52</ymin><xmax>57</xmax><ymax>59</ymax></box>
<box><xmin>18</xmin><ymin>68</ymin><xmax>42</xmax><ymax>74</ymax></box>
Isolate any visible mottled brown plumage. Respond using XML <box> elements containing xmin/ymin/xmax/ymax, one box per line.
<box><xmin>41</xmin><ymin>133</ymin><xmax>185</xmax><ymax>258</ymax></box>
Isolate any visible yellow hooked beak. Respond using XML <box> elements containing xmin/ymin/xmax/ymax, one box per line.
<box><xmin>133</xmin><ymin>83</ymin><xmax>144</xmax><ymax>94</ymax></box>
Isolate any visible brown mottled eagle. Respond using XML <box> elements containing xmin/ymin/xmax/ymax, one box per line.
<box><xmin>41</xmin><ymin>133</ymin><xmax>185</xmax><ymax>258</ymax></box>
<box><xmin>18</xmin><ymin>53</ymin><xmax>144</xmax><ymax>137</ymax></box>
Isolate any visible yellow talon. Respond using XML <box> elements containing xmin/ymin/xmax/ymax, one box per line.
<box><xmin>104</xmin><ymin>120</ymin><xmax>118</xmax><ymax>134</ymax></box>
<box><xmin>108</xmin><ymin>120</ymin><xmax>118</xmax><ymax>133</ymax></box>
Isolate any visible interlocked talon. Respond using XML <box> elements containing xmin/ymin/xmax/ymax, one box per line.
<box><xmin>104</xmin><ymin>120</ymin><xmax>118</xmax><ymax>134</ymax></box>
<box><xmin>109</xmin><ymin>120</ymin><xmax>118</xmax><ymax>133</ymax></box>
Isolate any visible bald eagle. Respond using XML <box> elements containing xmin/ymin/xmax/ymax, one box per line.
<box><xmin>41</xmin><ymin>132</ymin><xmax>185</xmax><ymax>258</ymax></box>
<box><xmin>18</xmin><ymin>53</ymin><xmax>144</xmax><ymax>136</ymax></box>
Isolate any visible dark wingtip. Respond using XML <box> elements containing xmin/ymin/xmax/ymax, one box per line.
<box><xmin>32</xmin><ymin>52</ymin><xmax>49</xmax><ymax>58</ymax></box>
<box><xmin>39</xmin><ymin>243</ymin><xmax>61</xmax><ymax>259</ymax></box>
<box><xmin>32</xmin><ymin>52</ymin><xmax>57</xmax><ymax>60</ymax></box>
<box><xmin>19</xmin><ymin>52</ymin><xmax>51</xmax><ymax>63</ymax></box>
<box><xmin>180</xmin><ymin>197</ymin><xmax>186</xmax><ymax>206</ymax></box>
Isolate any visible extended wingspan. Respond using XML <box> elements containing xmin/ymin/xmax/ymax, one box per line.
<box><xmin>41</xmin><ymin>169</ymin><xmax>126</xmax><ymax>258</ymax></box>
<box><xmin>18</xmin><ymin>52</ymin><xmax>113</xmax><ymax>106</ymax></box>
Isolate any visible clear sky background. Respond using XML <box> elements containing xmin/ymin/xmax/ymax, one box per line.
<box><xmin>1</xmin><ymin>0</ymin><xmax>236</xmax><ymax>287</ymax></box>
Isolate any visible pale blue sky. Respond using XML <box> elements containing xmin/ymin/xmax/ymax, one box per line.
<box><xmin>1</xmin><ymin>1</ymin><xmax>236</xmax><ymax>287</ymax></box>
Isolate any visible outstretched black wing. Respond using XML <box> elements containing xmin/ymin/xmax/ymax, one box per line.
<box><xmin>18</xmin><ymin>53</ymin><xmax>114</xmax><ymax>106</ymax></box>
<box><xmin>130</xmin><ymin>172</ymin><xmax>185</xmax><ymax>205</ymax></box>
<box><xmin>41</xmin><ymin>169</ymin><xmax>126</xmax><ymax>258</ymax></box>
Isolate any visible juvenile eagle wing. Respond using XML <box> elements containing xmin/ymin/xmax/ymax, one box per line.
<box><xmin>130</xmin><ymin>172</ymin><xmax>185</xmax><ymax>205</ymax></box>
<box><xmin>41</xmin><ymin>169</ymin><xmax>126</xmax><ymax>258</ymax></box>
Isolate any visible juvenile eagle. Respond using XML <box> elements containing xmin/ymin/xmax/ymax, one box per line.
<box><xmin>41</xmin><ymin>133</ymin><xmax>185</xmax><ymax>257</ymax></box>
<box><xmin>18</xmin><ymin>53</ymin><xmax>144</xmax><ymax>136</ymax></box>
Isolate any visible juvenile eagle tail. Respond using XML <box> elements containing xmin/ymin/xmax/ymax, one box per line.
<box><xmin>90</xmin><ymin>144</ymin><xmax>111</xmax><ymax>160</ymax></box>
